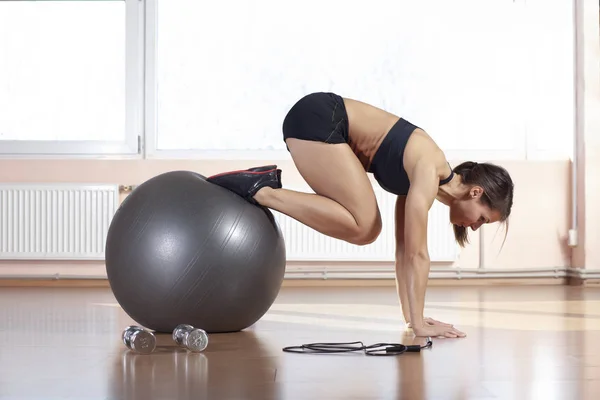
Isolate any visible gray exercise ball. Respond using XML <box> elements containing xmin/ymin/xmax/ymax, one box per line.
<box><xmin>105</xmin><ymin>170</ymin><xmax>286</xmax><ymax>333</ymax></box>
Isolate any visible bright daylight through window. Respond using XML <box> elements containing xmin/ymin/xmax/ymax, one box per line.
<box><xmin>0</xmin><ymin>0</ymin><xmax>138</xmax><ymax>155</ymax></box>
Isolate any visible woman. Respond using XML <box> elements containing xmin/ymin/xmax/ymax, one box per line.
<box><xmin>207</xmin><ymin>92</ymin><xmax>514</xmax><ymax>339</ymax></box>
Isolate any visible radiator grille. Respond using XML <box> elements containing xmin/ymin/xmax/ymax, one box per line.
<box><xmin>0</xmin><ymin>184</ymin><xmax>119</xmax><ymax>260</ymax></box>
<box><xmin>272</xmin><ymin>186</ymin><xmax>458</xmax><ymax>262</ymax></box>
<box><xmin>0</xmin><ymin>183</ymin><xmax>456</xmax><ymax>262</ymax></box>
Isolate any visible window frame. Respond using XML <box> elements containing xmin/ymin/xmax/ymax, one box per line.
<box><xmin>142</xmin><ymin>0</ymin><xmax>291</xmax><ymax>161</ymax></box>
<box><xmin>0</xmin><ymin>0</ymin><xmax>144</xmax><ymax>159</ymax></box>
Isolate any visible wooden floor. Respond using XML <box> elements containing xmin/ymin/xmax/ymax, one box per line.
<box><xmin>0</xmin><ymin>284</ymin><xmax>599</xmax><ymax>400</ymax></box>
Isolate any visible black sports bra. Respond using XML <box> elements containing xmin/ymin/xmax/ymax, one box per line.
<box><xmin>368</xmin><ymin>118</ymin><xmax>454</xmax><ymax>196</ymax></box>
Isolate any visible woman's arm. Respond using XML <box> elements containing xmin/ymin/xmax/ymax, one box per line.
<box><xmin>396</xmin><ymin>159</ymin><xmax>465</xmax><ymax>337</ymax></box>
<box><xmin>396</xmin><ymin>195</ymin><xmax>456</xmax><ymax>329</ymax></box>
<box><xmin>393</xmin><ymin>196</ymin><xmax>412</xmax><ymax>324</ymax></box>
<box><xmin>400</xmin><ymin>160</ymin><xmax>438</xmax><ymax>332</ymax></box>
<box><xmin>396</xmin><ymin>160</ymin><xmax>468</xmax><ymax>338</ymax></box>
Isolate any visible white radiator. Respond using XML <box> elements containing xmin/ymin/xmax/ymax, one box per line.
<box><xmin>0</xmin><ymin>184</ymin><xmax>119</xmax><ymax>260</ymax></box>
<box><xmin>272</xmin><ymin>186</ymin><xmax>458</xmax><ymax>262</ymax></box>
<box><xmin>0</xmin><ymin>183</ymin><xmax>457</xmax><ymax>262</ymax></box>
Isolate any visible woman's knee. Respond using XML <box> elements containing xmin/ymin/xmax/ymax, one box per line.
<box><xmin>349</xmin><ymin>213</ymin><xmax>382</xmax><ymax>246</ymax></box>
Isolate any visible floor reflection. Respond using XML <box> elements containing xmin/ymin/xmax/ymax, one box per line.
<box><xmin>109</xmin><ymin>330</ymin><xmax>278</xmax><ymax>400</ymax></box>
<box><xmin>0</xmin><ymin>285</ymin><xmax>598</xmax><ymax>399</ymax></box>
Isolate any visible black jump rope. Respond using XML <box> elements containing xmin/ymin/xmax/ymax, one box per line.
<box><xmin>282</xmin><ymin>337</ymin><xmax>433</xmax><ymax>356</ymax></box>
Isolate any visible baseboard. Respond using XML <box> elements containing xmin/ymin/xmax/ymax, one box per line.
<box><xmin>282</xmin><ymin>266</ymin><xmax>600</xmax><ymax>287</ymax></box>
<box><xmin>282</xmin><ymin>277</ymin><xmax>568</xmax><ymax>287</ymax></box>
<box><xmin>0</xmin><ymin>279</ymin><xmax>110</xmax><ymax>288</ymax></box>
<box><xmin>0</xmin><ymin>277</ymin><xmax>570</xmax><ymax>288</ymax></box>
<box><xmin>0</xmin><ymin>267</ymin><xmax>597</xmax><ymax>288</ymax></box>
<box><xmin>565</xmin><ymin>267</ymin><xmax>600</xmax><ymax>286</ymax></box>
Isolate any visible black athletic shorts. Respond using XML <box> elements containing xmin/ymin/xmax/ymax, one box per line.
<box><xmin>282</xmin><ymin>92</ymin><xmax>349</xmax><ymax>147</ymax></box>
<box><xmin>281</xmin><ymin>91</ymin><xmax>437</xmax><ymax>196</ymax></box>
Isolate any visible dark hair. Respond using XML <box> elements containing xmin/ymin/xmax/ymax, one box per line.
<box><xmin>452</xmin><ymin>161</ymin><xmax>514</xmax><ymax>247</ymax></box>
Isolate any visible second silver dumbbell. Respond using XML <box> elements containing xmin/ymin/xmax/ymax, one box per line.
<box><xmin>122</xmin><ymin>325</ymin><xmax>156</xmax><ymax>354</ymax></box>
<box><xmin>172</xmin><ymin>324</ymin><xmax>208</xmax><ymax>352</ymax></box>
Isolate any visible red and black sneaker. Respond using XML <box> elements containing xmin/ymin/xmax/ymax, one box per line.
<box><xmin>207</xmin><ymin>165</ymin><xmax>282</xmax><ymax>204</ymax></box>
<box><xmin>247</xmin><ymin>165</ymin><xmax>276</xmax><ymax>172</ymax></box>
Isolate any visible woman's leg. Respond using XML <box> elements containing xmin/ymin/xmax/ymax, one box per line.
<box><xmin>254</xmin><ymin>138</ymin><xmax>381</xmax><ymax>245</ymax></box>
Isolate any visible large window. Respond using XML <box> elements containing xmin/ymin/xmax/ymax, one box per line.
<box><xmin>145</xmin><ymin>0</ymin><xmax>575</xmax><ymax>161</ymax></box>
<box><xmin>0</xmin><ymin>0</ymin><xmax>142</xmax><ymax>156</ymax></box>
<box><xmin>0</xmin><ymin>0</ymin><xmax>576</xmax><ymax>160</ymax></box>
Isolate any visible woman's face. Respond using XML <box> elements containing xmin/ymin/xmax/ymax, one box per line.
<box><xmin>449</xmin><ymin>187</ymin><xmax>500</xmax><ymax>231</ymax></box>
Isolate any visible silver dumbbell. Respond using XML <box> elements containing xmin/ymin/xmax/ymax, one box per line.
<box><xmin>172</xmin><ymin>324</ymin><xmax>208</xmax><ymax>352</ymax></box>
<box><xmin>122</xmin><ymin>325</ymin><xmax>156</xmax><ymax>354</ymax></box>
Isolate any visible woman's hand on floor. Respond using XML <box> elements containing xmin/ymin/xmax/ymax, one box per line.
<box><xmin>406</xmin><ymin>317</ymin><xmax>466</xmax><ymax>338</ymax></box>
<box><xmin>406</xmin><ymin>316</ymin><xmax>453</xmax><ymax>329</ymax></box>
<box><xmin>412</xmin><ymin>324</ymin><xmax>467</xmax><ymax>339</ymax></box>
<box><xmin>423</xmin><ymin>317</ymin><xmax>454</xmax><ymax>327</ymax></box>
